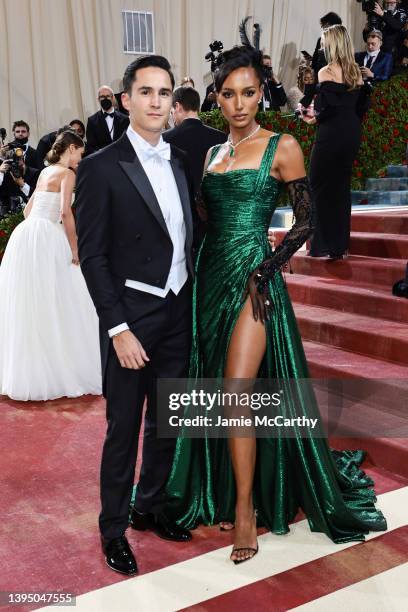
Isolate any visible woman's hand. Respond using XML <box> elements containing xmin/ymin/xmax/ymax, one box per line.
<box><xmin>246</xmin><ymin>270</ymin><xmax>271</xmax><ymax>324</ymax></box>
<box><xmin>302</xmin><ymin>115</ymin><xmax>317</xmax><ymax>125</ymax></box>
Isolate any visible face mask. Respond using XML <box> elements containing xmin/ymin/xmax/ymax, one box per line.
<box><xmin>15</xmin><ymin>136</ymin><xmax>28</xmax><ymax>146</ymax></box>
<box><xmin>100</xmin><ymin>98</ymin><xmax>113</xmax><ymax>111</ymax></box>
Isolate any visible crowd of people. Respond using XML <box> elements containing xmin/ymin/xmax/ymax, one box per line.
<box><xmin>0</xmin><ymin>2</ymin><xmax>405</xmax><ymax>574</ymax></box>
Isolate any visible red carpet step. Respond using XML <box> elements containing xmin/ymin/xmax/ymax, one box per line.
<box><xmin>351</xmin><ymin>212</ymin><xmax>408</xmax><ymax>234</ymax></box>
<box><xmin>294</xmin><ymin>304</ymin><xmax>408</xmax><ymax>366</ymax></box>
<box><xmin>349</xmin><ymin>231</ymin><xmax>408</xmax><ymax>258</ymax></box>
<box><xmin>287</xmin><ymin>274</ymin><xmax>408</xmax><ymax>323</ymax></box>
<box><xmin>290</xmin><ymin>253</ymin><xmax>406</xmax><ymax>288</ymax></box>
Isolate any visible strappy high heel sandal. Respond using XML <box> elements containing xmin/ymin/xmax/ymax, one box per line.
<box><xmin>230</xmin><ymin>544</ymin><xmax>259</xmax><ymax>565</ymax></box>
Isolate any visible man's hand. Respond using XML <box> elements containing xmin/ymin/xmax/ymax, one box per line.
<box><xmin>71</xmin><ymin>249</ymin><xmax>80</xmax><ymax>265</ymax></box>
<box><xmin>374</xmin><ymin>2</ymin><xmax>384</xmax><ymax>16</ymax></box>
<box><xmin>361</xmin><ymin>66</ymin><xmax>374</xmax><ymax>79</ymax></box>
<box><xmin>0</xmin><ymin>160</ymin><xmax>10</xmax><ymax>173</ymax></box>
<box><xmin>112</xmin><ymin>329</ymin><xmax>150</xmax><ymax>370</ymax></box>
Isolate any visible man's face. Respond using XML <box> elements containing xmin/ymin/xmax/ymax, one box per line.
<box><xmin>70</xmin><ymin>122</ymin><xmax>85</xmax><ymax>139</ymax></box>
<box><xmin>367</xmin><ymin>36</ymin><xmax>381</xmax><ymax>52</ymax></box>
<box><xmin>122</xmin><ymin>67</ymin><xmax>173</xmax><ymax>134</ymax></box>
<box><xmin>385</xmin><ymin>1</ymin><xmax>397</xmax><ymax>12</ymax></box>
<box><xmin>13</xmin><ymin>126</ymin><xmax>29</xmax><ymax>141</ymax></box>
<box><xmin>262</xmin><ymin>58</ymin><xmax>272</xmax><ymax>69</ymax></box>
<box><xmin>98</xmin><ymin>87</ymin><xmax>114</xmax><ymax>109</ymax></box>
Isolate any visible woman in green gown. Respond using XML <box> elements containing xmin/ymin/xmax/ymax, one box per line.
<box><xmin>164</xmin><ymin>45</ymin><xmax>386</xmax><ymax>563</ymax></box>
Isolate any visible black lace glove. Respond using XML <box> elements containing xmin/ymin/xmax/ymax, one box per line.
<box><xmin>247</xmin><ymin>176</ymin><xmax>313</xmax><ymax>323</ymax></box>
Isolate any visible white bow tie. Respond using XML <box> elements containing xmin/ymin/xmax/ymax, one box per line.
<box><xmin>140</xmin><ymin>140</ymin><xmax>171</xmax><ymax>162</ymax></box>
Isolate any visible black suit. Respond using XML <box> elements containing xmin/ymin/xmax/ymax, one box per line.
<box><xmin>36</xmin><ymin>131</ymin><xmax>58</xmax><ymax>168</ymax></box>
<box><xmin>75</xmin><ymin>132</ymin><xmax>194</xmax><ymax>540</ymax></box>
<box><xmin>259</xmin><ymin>80</ymin><xmax>287</xmax><ymax>111</ymax></box>
<box><xmin>163</xmin><ymin>118</ymin><xmax>226</xmax><ymax>196</ymax></box>
<box><xmin>85</xmin><ymin>109</ymin><xmax>129</xmax><ymax>155</ymax></box>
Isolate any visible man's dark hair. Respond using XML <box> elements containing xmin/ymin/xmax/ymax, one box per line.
<box><xmin>173</xmin><ymin>86</ymin><xmax>200</xmax><ymax>112</ymax></box>
<box><xmin>69</xmin><ymin>118</ymin><xmax>85</xmax><ymax>133</ymax></box>
<box><xmin>12</xmin><ymin>120</ymin><xmax>30</xmax><ymax>132</ymax></box>
<box><xmin>263</xmin><ymin>54</ymin><xmax>271</xmax><ymax>60</ymax></box>
<box><xmin>123</xmin><ymin>55</ymin><xmax>175</xmax><ymax>94</ymax></box>
<box><xmin>320</xmin><ymin>12</ymin><xmax>342</xmax><ymax>27</ymax></box>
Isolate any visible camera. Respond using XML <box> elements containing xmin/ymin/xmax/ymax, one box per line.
<box><xmin>205</xmin><ymin>40</ymin><xmax>224</xmax><ymax>73</ymax></box>
<box><xmin>356</xmin><ymin>0</ymin><xmax>381</xmax><ymax>30</ymax></box>
<box><xmin>0</xmin><ymin>144</ymin><xmax>25</xmax><ymax>179</ymax></box>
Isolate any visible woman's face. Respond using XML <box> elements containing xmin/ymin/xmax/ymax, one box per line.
<box><xmin>69</xmin><ymin>145</ymin><xmax>84</xmax><ymax>169</ymax></box>
<box><xmin>303</xmin><ymin>73</ymin><xmax>314</xmax><ymax>85</ymax></box>
<box><xmin>217</xmin><ymin>67</ymin><xmax>262</xmax><ymax>129</ymax></box>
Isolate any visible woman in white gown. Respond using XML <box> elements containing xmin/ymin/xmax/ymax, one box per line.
<box><xmin>0</xmin><ymin>130</ymin><xmax>101</xmax><ymax>401</ymax></box>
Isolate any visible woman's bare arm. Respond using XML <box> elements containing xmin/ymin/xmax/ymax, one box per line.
<box><xmin>60</xmin><ymin>170</ymin><xmax>79</xmax><ymax>264</ymax></box>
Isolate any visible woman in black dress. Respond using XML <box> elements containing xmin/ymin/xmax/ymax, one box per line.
<box><xmin>303</xmin><ymin>25</ymin><xmax>370</xmax><ymax>260</ymax></box>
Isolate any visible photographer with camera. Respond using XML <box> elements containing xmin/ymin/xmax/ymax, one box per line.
<box><xmin>259</xmin><ymin>54</ymin><xmax>287</xmax><ymax>111</ymax></box>
<box><xmin>362</xmin><ymin>1</ymin><xmax>407</xmax><ymax>54</ymax></box>
<box><xmin>356</xmin><ymin>29</ymin><xmax>393</xmax><ymax>80</ymax></box>
<box><xmin>10</xmin><ymin>121</ymin><xmax>39</xmax><ymax>170</ymax></box>
<box><xmin>0</xmin><ymin>149</ymin><xmax>39</xmax><ymax>216</ymax></box>
<box><xmin>201</xmin><ymin>40</ymin><xmax>224</xmax><ymax>112</ymax></box>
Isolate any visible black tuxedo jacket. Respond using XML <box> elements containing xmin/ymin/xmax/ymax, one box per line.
<box><xmin>259</xmin><ymin>80</ymin><xmax>287</xmax><ymax>112</ymax></box>
<box><xmin>75</xmin><ymin>132</ymin><xmax>194</xmax><ymax>332</ymax></box>
<box><xmin>163</xmin><ymin>118</ymin><xmax>226</xmax><ymax>196</ymax></box>
<box><xmin>85</xmin><ymin>109</ymin><xmax>129</xmax><ymax>155</ymax></box>
<box><xmin>36</xmin><ymin>131</ymin><xmax>57</xmax><ymax>168</ymax></box>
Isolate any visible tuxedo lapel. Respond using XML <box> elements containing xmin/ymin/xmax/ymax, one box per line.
<box><xmin>117</xmin><ymin>134</ymin><xmax>170</xmax><ymax>239</ymax></box>
<box><xmin>97</xmin><ymin>110</ymin><xmax>111</xmax><ymax>142</ymax></box>
<box><xmin>170</xmin><ymin>153</ymin><xmax>193</xmax><ymax>248</ymax></box>
<box><xmin>112</xmin><ymin>111</ymin><xmax>121</xmax><ymax>139</ymax></box>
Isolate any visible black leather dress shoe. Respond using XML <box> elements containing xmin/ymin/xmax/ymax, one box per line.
<box><xmin>129</xmin><ymin>509</ymin><xmax>192</xmax><ymax>542</ymax></box>
<box><xmin>102</xmin><ymin>536</ymin><xmax>138</xmax><ymax>575</ymax></box>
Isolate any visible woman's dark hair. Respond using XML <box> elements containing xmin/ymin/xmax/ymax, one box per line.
<box><xmin>214</xmin><ymin>46</ymin><xmax>264</xmax><ymax>92</ymax></box>
<box><xmin>123</xmin><ymin>55</ymin><xmax>175</xmax><ymax>94</ymax></box>
<box><xmin>46</xmin><ymin>130</ymin><xmax>84</xmax><ymax>164</ymax></box>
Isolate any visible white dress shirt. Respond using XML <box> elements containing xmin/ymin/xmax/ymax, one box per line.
<box><xmin>364</xmin><ymin>49</ymin><xmax>380</xmax><ymax>67</ymax></box>
<box><xmin>104</xmin><ymin>111</ymin><xmax>115</xmax><ymax>140</ymax></box>
<box><xmin>108</xmin><ymin>125</ymin><xmax>188</xmax><ymax>338</ymax></box>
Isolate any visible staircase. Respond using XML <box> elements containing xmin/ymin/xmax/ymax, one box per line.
<box><xmin>273</xmin><ymin>165</ymin><xmax>408</xmax><ymax>478</ymax></box>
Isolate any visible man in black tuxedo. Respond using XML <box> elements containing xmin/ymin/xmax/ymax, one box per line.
<box><xmin>164</xmin><ymin>87</ymin><xmax>226</xmax><ymax>196</ymax></box>
<box><xmin>259</xmin><ymin>55</ymin><xmax>287</xmax><ymax>112</ymax></box>
<box><xmin>201</xmin><ymin>82</ymin><xmax>218</xmax><ymax>111</ymax></box>
<box><xmin>10</xmin><ymin>121</ymin><xmax>39</xmax><ymax>170</ymax></box>
<box><xmin>356</xmin><ymin>30</ymin><xmax>393</xmax><ymax>81</ymax></box>
<box><xmin>75</xmin><ymin>56</ymin><xmax>193</xmax><ymax>576</ymax></box>
<box><xmin>85</xmin><ymin>86</ymin><xmax>129</xmax><ymax>155</ymax></box>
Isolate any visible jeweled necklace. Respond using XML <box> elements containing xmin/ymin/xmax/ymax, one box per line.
<box><xmin>227</xmin><ymin>124</ymin><xmax>260</xmax><ymax>157</ymax></box>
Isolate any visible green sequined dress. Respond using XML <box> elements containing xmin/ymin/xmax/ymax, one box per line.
<box><xmin>164</xmin><ymin>135</ymin><xmax>386</xmax><ymax>543</ymax></box>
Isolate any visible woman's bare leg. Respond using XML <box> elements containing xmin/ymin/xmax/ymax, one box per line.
<box><xmin>224</xmin><ymin>296</ymin><xmax>266</xmax><ymax>562</ymax></box>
